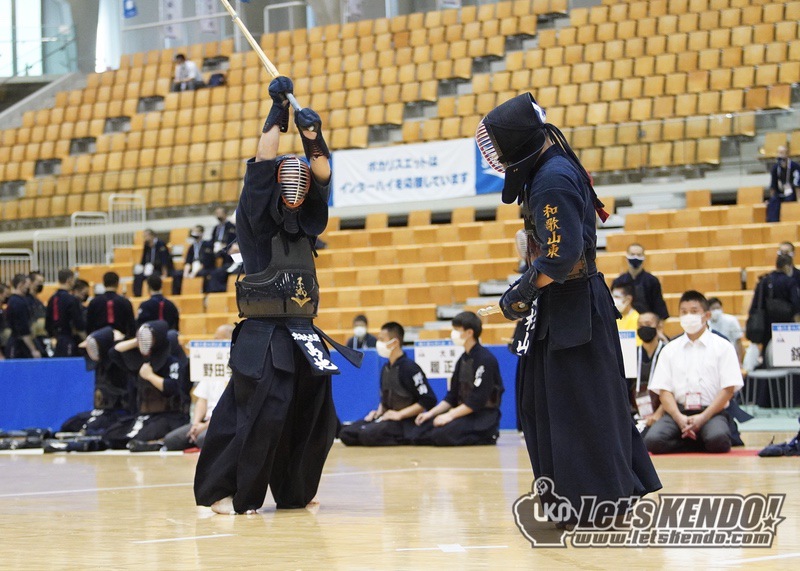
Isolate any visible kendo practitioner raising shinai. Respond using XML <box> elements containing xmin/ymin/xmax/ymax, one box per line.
<box><xmin>476</xmin><ymin>93</ymin><xmax>661</xmax><ymax>527</ymax></box>
<box><xmin>194</xmin><ymin>77</ymin><xmax>362</xmax><ymax>515</ymax></box>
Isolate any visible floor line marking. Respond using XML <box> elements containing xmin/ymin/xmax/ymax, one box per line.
<box><xmin>717</xmin><ymin>552</ymin><xmax>800</xmax><ymax>565</ymax></box>
<box><xmin>132</xmin><ymin>534</ymin><xmax>236</xmax><ymax>544</ymax></box>
<box><xmin>0</xmin><ymin>482</ymin><xmax>192</xmax><ymax>499</ymax></box>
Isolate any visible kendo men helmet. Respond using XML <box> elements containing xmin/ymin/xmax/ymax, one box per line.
<box><xmin>276</xmin><ymin>155</ymin><xmax>311</xmax><ymax>209</ymax></box>
<box><xmin>476</xmin><ymin>93</ymin><xmax>549</xmax><ymax>205</ymax></box>
<box><xmin>136</xmin><ymin>320</ymin><xmax>171</xmax><ymax>371</ymax></box>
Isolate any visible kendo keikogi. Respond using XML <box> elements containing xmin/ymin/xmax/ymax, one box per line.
<box><xmin>102</xmin><ymin>320</ymin><xmax>190</xmax><ymax>450</ymax></box>
<box><xmin>194</xmin><ymin>77</ymin><xmax>362</xmax><ymax>515</ymax></box>
<box><xmin>477</xmin><ymin>93</ymin><xmax>661</xmax><ymax>525</ymax></box>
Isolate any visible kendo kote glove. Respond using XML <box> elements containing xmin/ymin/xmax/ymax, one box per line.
<box><xmin>263</xmin><ymin>76</ymin><xmax>294</xmax><ymax>133</ymax></box>
<box><xmin>500</xmin><ymin>266</ymin><xmax>540</xmax><ymax>321</ymax></box>
<box><xmin>295</xmin><ymin>107</ymin><xmax>330</xmax><ymax>160</ymax></box>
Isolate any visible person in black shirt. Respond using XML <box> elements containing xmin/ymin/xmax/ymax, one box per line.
<box><xmin>27</xmin><ymin>271</ymin><xmax>49</xmax><ymax>356</ymax></box>
<box><xmin>45</xmin><ymin>268</ymin><xmax>86</xmax><ymax>357</ymax></box>
<box><xmin>632</xmin><ymin>312</ymin><xmax>666</xmax><ymax>431</ymax></box>
<box><xmin>344</xmin><ymin>314</ymin><xmax>378</xmax><ymax>350</ymax></box>
<box><xmin>749</xmin><ymin>253</ymin><xmax>800</xmax><ymax>344</ymax></box>
<box><xmin>340</xmin><ymin>322</ymin><xmax>436</xmax><ymax>446</ymax></box>
<box><xmin>206</xmin><ymin>210</ymin><xmax>239</xmax><ymax>293</ymax></box>
<box><xmin>778</xmin><ymin>241</ymin><xmax>800</xmax><ymax>291</ymax></box>
<box><xmin>172</xmin><ymin>225</ymin><xmax>217</xmax><ymax>295</ymax></box>
<box><xmin>72</xmin><ymin>278</ymin><xmax>90</xmax><ymax>329</ymax></box>
<box><xmin>137</xmin><ymin>275</ymin><xmax>180</xmax><ymax>331</ymax></box>
<box><xmin>413</xmin><ymin>312</ymin><xmax>503</xmax><ymax>446</ymax></box>
<box><xmin>0</xmin><ymin>283</ymin><xmax>10</xmax><ymax>359</ymax></box>
<box><xmin>133</xmin><ymin>229</ymin><xmax>173</xmax><ymax>297</ymax></box>
<box><xmin>86</xmin><ymin>272</ymin><xmax>136</xmax><ymax>337</ymax></box>
<box><xmin>194</xmin><ymin>77</ymin><xmax>362</xmax><ymax>515</ymax></box>
<box><xmin>5</xmin><ymin>274</ymin><xmax>40</xmax><ymax>359</ymax></box>
<box><xmin>611</xmin><ymin>243</ymin><xmax>669</xmax><ymax>319</ymax></box>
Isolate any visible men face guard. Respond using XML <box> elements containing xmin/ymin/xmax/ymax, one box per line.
<box><xmin>277</xmin><ymin>156</ymin><xmax>311</xmax><ymax>209</ymax></box>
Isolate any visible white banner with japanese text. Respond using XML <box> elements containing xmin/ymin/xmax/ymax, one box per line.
<box><xmin>413</xmin><ymin>339</ymin><xmax>465</xmax><ymax>383</ymax></box>
<box><xmin>189</xmin><ymin>340</ymin><xmax>231</xmax><ymax>383</ymax></box>
<box><xmin>332</xmin><ymin>138</ymin><xmax>476</xmax><ymax>207</ymax></box>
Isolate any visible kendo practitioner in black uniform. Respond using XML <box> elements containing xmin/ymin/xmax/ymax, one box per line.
<box><xmin>4</xmin><ymin>274</ymin><xmax>40</xmax><ymax>359</ymax></box>
<box><xmin>45</xmin><ymin>268</ymin><xmax>86</xmax><ymax>357</ymax></box>
<box><xmin>339</xmin><ymin>322</ymin><xmax>436</xmax><ymax>446</ymax></box>
<box><xmin>86</xmin><ymin>272</ymin><xmax>136</xmax><ymax>337</ymax></box>
<box><xmin>102</xmin><ymin>320</ymin><xmax>190</xmax><ymax>450</ymax></box>
<box><xmin>45</xmin><ymin>327</ymin><xmax>135</xmax><ymax>452</ymax></box>
<box><xmin>477</xmin><ymin>93</ymin><xmax>661</xmax><ymax>526</ymax></box>
<box><xmin>413</xmin><ymin>312</ymin><xmax>503</xmax><ymax>446</ymax></box>
<box><xmin>194</xmin><ymin>77</ymin><xmax>362</xmax><ymax>515</ymax></box>
<box><xmin>27</xmin><ymin>271</ymin><xmax>49</xmax><ymax>356</ymax></box>
<box><xmin>172</xmin><ymin>225</ymin><xmax>216</xmax><ymax>294</ymax></box>
<box><xmin>133</xmin><ymin>229</ymin><xmax>173</xmax><ymax>297</ymax></box>
<box><xmin>137</xmin><ymin>275</ymin><xmax>180</xmax><ymax>331</ymax></box>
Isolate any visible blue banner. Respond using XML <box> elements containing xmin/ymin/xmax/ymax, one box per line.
<box><xmin>123</xmin><ymin>0</ymin><xmax>138</xmax><ymax>18</ymax></box>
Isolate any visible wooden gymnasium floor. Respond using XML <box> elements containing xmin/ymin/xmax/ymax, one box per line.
<box><xmin>0</xmin><ymin>432</ymin><xmax>798</xmax><ymax>570</ymax></box>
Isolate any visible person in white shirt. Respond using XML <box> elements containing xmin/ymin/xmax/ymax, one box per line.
<box><xmin>172</xmin><ymin>53</ymin><xmax>205</xmax><ymax>92</ymax></box>
<box><xmin>644</xmin><ymin>290</ymin><xmax>743</xmax><ymax>454</ymax></box>
<box><xmin>163</xmin><ymin>324</ymin><xmax>235</xmax><ymax>450</ymax></box>
<box><xmin>707</xmin><ymin>297</ymin><xmax>744</xmax><ymax>363</ymax></box>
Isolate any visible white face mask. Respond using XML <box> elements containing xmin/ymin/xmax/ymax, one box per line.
<box><xmin>679</xmin><ymin>313</ymin><xmax>705</xmax><ymax>335</ymax></box>
<box><xmin>376</xmin><ymin>340</ymin><xmax>393</xmax><ymax>358</ymax></box>
<box><xmin>353</xmin><ymin>325</ymin><xmax>367</xmax><ymax>339</ymax></box>
<box><xmin>613</xmin><ymin>296</ymin><xmax>627</xmax><ymax>313</ymax></box>
<box><xmin>710</xmin><ymin>308</ymin><xmax>723</xmax><ymax>322</ymax></box>
<box><xmin>450</xmin><ymin>329</ymin><xmax>466</xmax><ymax>347</ymax></box>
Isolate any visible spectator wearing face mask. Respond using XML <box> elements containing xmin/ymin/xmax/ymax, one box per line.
<box><xmin>707</xmin><ymin>297</ymin><xmax>744</xmax><ymax>364</ymax></box>
<box><xmin>748</xmin><ymin>253</ymin><xmax>800</xmax><ymax>346</ymax></box>
<box><xmin>339</xmin><ymin>322</ymin><xmax>436</xmax><ymax>446</ymax></box>
<box><xmin>345</xmin><ymin>314</ymin><xmax>377</xmax><ymax>350</ymax></box>
<box><xmin>172</xmin><ymin>225</ymin><xmax>216</xmax><ymax>295</ymax></box>
<box><xmin>611</xmin><ymin>243</ymin><xmax>669</xmax><ymax>320</ymax></box>
<box><xmin>612</xmin><ymin>283</ymin><xmax>640</xmax><ymax>345</ymax></box>
<box><xmin>777</xmin><ymin>241</ymin><xmax>800</xmax><ymax>290</ymax></box>
<box><xmin>412</xmin><ymin>312</ymin><xmax>503</xmax><ymax>446</ymax></box>
<box><xmin>632</xmin><ymin>312</ymin><xmax>666</xmax><ymax>431</ymax></box>
<box><xmin>644</xmin><ymin>291</ymin><xmax>743</xmax><ymax>454</ymax></box>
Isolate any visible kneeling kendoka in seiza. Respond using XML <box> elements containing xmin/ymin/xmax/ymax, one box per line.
<box><xmin>193</xmin><ymin>77</ymin><xmax>362</xmax><ymax>515</ymax></box>
<box><xmin>61</xmin><ymin>327</ymin><xmax>134</xmax><ymax>434</ymax></box>
<box><xmin>477</xmin><ymin>93</ymin><xmax>661</xmax><ymax>525</ymax></box>
<box><xmin>339</xmin><ymin>325</ymin><xmax>437</xmax><ymax>446</ymax></box>
<box><xmin>101</xmin><ymin>320</ymin><xmax>191</xmax><ymax>450</ymax></box>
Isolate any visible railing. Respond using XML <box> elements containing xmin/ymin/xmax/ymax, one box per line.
<box><xmin>0</xmin><ymin>248</ymin><xmax>33</xmax><ymax>282</ymax></box>
<box><xmin>71</xmin><ymin>212</ymin><xmax>112</xmax><ymax>266</ymax></box>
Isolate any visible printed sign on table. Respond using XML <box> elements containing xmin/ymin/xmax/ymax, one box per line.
<box><xmin>189</xmin><ymin>340</ymin><xmax>231</xmax><ymax>383</ymax></box>
<box><xmin>413</xmin><ymin>339</ymin><xmax>465</xmax><ymax>383</ymax></box>
<box><xmin>771</xmin><ymin>323</ymin><xmax>800</xmax><ymax>367</ymax></box>
<box><xmin>619</xmin><ymin>330</ymin><xmax>637</xmax><ymax>378</ymax></box>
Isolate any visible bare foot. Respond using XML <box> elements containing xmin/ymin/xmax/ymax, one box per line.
<box><xmin>211</xmin><ymin>496</ymin><xmax>236</xmax><ymax>515</ymax></box>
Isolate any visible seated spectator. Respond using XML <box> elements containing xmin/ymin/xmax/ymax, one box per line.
<box><xmin>644</xmin><ymin>291</ymin><xmax>743</xmax><ymax>454</ymax></box>
<box><xmin>777</xmin><ymin>241</ymin><xmax>800</xmax><ymax>289</ymax></box>
<box><xmin>611</xmin><ymin>243</ymin><xmax>669</xmax><ymax>319</ymax></box>
<box><xmin>87</xmin><ymin>272</ymin><xmax>136</xmax><ymax>337</ymax></box>
<box><xmin>205</xmin><ymin>208</ymin><xmax>238</xmax><ymax>293</ymax></box>
<box><xmin>339</xmin><ymin>322</ymin><xmax>437</xmax><ymax>446</ymax></box>
<box><xmin>137</xmin><ymin>275</ymin><xmax>180</xmax><ymax>331</ymax></box>
<box><xmin>767</xmin><ymin>146</ymin><xmax>800</xmax><ymax>222</ymax></box>
<box><xmin>133</xmin><ymin>229</ymin><xmax>173</xmax><ymax>297</ymax></box>
<box><xmin>172</xmin><ymin>225</ymin><xmax>216</xmax><ymax>295</ymax></box>
<box><xmin>345</xmin><ymin>314</ymin><xmax>377</xmax><ymax>350</ymax></box>
<box><xmin>413</xmin><ymin>312</ymin><xmax>503</xmax><ymax>446</ymax></box>
<box><xmin>163</xmin><ymin>324</ymin><xmax>235</xmax><ymax>451</ymax></box>
<box><xmin>707</xmin><ymin>297</ymin><xmax>744</xmax><ymax>363</ymax></box>
<box><xmin>747</xmin><ymin>253</ymin><xmax>800</xmax><ymax>346</ymax></box>
<box><xmin>172</xmin><ymin>53</ymin><xmax>205</xmax><ymax>92</ymax></box>
<box><xmin>45</xmin><ymin>268</ymin><xmax>86</xmax><ymax>357</ymax></box>
<box><xmin>103</xmin><ymin>320</ymin><xmax>191</xmax><ymax>450</ymax></box>
<box><xmin>632</xmin><ymin>312</ymin><xmax>666</xmax><ymax>431</ymax></box>
<box><xmin>4</xmin><ymin>274</ymin><xmax>40</xmax><ymax>359</ymax></box>
<box><xmin>612</xmin><ymin>283</ymin><xmax>641</xmax><ymax>345</ymax></box>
